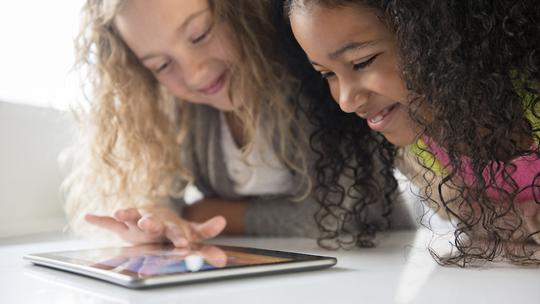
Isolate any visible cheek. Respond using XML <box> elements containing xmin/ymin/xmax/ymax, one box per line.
<box><xmin>216</xmin><ymin>43</ymin><xmax>235</xmax><ymax>64</ymax></box>
<box><xmin>157</xmin><ymin>74</ymin><xmax>191</xmax><ymax>99</ymax></box>
<box><xmin>327</xmin><ymin>80</ymin><xmax>340</xmax><ymax>105</ymax></box>
<box><xmin>362</xmin><ymin>71</ymin><xmax>405</xmax><ymax>104</ymax></box>
<box><xmin>376</xmin><ymin>63</ymin><xmax>408</xmax><ymax>101</ymax></box>
<box><xmin>212</xmin><ymin>27</ymin><xmax>237</xmax><ymax>64</ymax></box>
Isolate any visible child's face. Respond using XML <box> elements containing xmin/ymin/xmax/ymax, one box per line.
<box><xmin>290</xmin><ymin>4</ymin><xmax>419</xmax><ymax>146</ymax></box>
<box><xmin>115</xmin><ymin>0</ymin><xmax>236</xmax><ymax>111</ymax></box>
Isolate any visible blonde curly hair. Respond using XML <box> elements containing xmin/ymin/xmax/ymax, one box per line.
<box><xmin>63</xmin><ymin>0</ymin><xmax>311</xmax><ymax>234</ymax></box>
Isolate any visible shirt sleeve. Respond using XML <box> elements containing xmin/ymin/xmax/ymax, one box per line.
<box><xmin>244</xmin><ymin>190</ymin><xmax>416</xmax><ymax>238</ymax></box>
<box><xmin>420</xmin><ymin>138</ymin><xmax>540</xmax><ymax>204</ymax></box>
<box><xmin>244</xmin><ymin>194</ymin><xmax>321</xmax><ymax>238</ymax></box>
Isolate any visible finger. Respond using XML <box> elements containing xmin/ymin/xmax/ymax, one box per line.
<box><xmin>114</xmin><ymin>208</ymin><xmax>142</xmax><ymax>223</ymax></box>
<box><xmin>85</xmin><ymin>214</ymin><xmax>129</xmax><ymax>234</ymax></box>
<box><xmin>164</xmin><ymin>225</ymin><xmax>189</xmax><ymax>248</ymax></box>
<box><xmin>114</xmin><ymin>208</ymin><xmax>143</xmax><ymax>230</ymax></box>
<box><xmin>191</xmin><ymin>216</ymin><xmax>227</xmax><ymax>240</ymax></box>
<box><xmin>137</xmin><ymin>215</ymin><xmax>165</xmax><ymax>235</ymax></box>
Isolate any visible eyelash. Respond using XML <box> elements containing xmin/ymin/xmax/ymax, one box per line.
<box><xmin>155</xmin><ymin>59</ymin><xmax>172</xmax><ymax>74</ymax></box>
<box><xmin>191</xmin><ymin>22</ymin><xmax>214</xmax><ymax>44</ymax></box>
<box><xmin>320</xmin><ymin>53</ymin><xmax>381</xmax><ymax>79</ymax></box>
<box><xmin>153</xmin><ymin>22</ymin><xmax>215</xmax><ymax>74</ymax></box>
<box><xmin>320</xmin><ymin>71</ymin><xmax>334</xmax><ymax>79</ymax></box>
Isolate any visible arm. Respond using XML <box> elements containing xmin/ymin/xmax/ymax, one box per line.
<box><xmin>183</xmin><ymin>198</ymin><xmax>247</xmax><ymax>235</ymax></box>
<box><xmin>183</xmin><ymin>195</ymin><xmax>321</xmax><ymax>238</ymax></box>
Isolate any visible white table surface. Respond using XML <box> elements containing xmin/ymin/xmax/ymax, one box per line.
<box><xmin>1</xmin><ymin>229</ymin><xmax>538</xmax><ymax>304</ymax></box>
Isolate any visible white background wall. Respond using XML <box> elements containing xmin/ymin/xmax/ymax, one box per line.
<box><xmin>0</xmin><ymin>1</ymin><xmax>84</xmax><ymax>238</ymax></box>
<box><xmin>0</xmin><ymin>1</ymin><xmax>85</xmax><ymax>111</ymax></box>
<box><xmin>0</xmin><ymin>102</ymin><xmax>75</xmax><ymax>237</ymax></box>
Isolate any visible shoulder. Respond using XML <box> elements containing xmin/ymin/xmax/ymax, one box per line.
<box><xmin>395</xmin><ymin>147</ymin><xmax>425</xmax><ymax>181</ymax></box>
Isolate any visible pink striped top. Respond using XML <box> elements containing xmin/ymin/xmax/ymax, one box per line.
<box><xmin>422</xmin><ymin>137</ymin><xmax>540</xmax><ymax>205</ymax></box>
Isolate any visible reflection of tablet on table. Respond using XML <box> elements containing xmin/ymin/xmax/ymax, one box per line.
<box><xmin>24</xmin><ymin>243</ymin><xmax>337</xmax><ymax>288</ymax></box>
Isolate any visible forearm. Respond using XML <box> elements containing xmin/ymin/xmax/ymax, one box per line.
<box><xmin>182</xmin><ymin>196</ymin><xmax>321</xmax><ymax>237</ymax></box>
<box><xmin>183</xmin><ymin>199</ymin><xmax>247</xmax><ymax>235</ymax></box>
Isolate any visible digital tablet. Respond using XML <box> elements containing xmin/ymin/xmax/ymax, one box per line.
<box><xmin>24</xmin><ymin>243</ymin><xmax>337</xmax><ymax>288</ymax></box>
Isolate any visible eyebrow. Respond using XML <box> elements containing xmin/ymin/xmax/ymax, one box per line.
<box><xmin>310</xmin><ymin>40</ymin><xmax>378</xmax><ymax>66</ymax></box>
<box><xmin>140</xmin><ymin>8</ymin><xmax>209</xmax><ymax>62</ymax></box>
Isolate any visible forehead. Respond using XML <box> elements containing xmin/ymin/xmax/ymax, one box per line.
<box><xmin>114</xmin><ymin>0</ymin><xmax>209</xmax><ymax>55</ymax></box>
<box><xmin>290</xmin><ymin>5</ymin><xmax>388</xmax><ymax>57</ymax></box>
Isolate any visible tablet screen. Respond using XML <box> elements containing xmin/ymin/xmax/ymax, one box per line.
<box><xmin>38</xmin><ymin>244</ymin><xmax>297</xmax><ymax>278</ymax></box>
<box><xmin>26</xmin><ymin>243</ymin><xmax>337</xmax><ymax>288</ymax></box>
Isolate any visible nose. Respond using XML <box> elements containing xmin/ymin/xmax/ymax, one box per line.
<box><xmin>337</xmin><ymin>78</ymin><xmax>368</xmax><ymax>114</ymax></box>
<box><xmin>177</xmin><ymin>50</ymin><xmax>213</xmax><ymax>90</ymax></box>
<box><xmin>181</xmin><ymin>58</ymin><xmax>211</xmax><ymax>90</ymax></box>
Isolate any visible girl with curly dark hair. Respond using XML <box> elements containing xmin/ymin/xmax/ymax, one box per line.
<box><xmin>271</xmin><ymin>0</ymin><xmax>415</xmax><ymax>250</ymax></box>
<box><xmin>286</xmin><ymin>0</ymin><xmax>540</xmax><ymax>266</ymax></box>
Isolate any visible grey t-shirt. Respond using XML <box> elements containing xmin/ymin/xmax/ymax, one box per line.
<box><xmin>173</xmin><ymin>104</ymin><xmax>415</xmax><ymax>237</ymax></box>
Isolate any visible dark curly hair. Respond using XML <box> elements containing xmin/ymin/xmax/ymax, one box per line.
<box><xmin>273</xmin><ymin>0</ymin><xmax>399</xmax><ymax>249</ymax></box>
<box><xmin>285</xmin><ymin>0</ymin><xmax>540</xmax><ymax>266</ymax></box>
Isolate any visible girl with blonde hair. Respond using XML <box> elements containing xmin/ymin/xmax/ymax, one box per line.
<box><xmin>65</xmin><ymin>0</ymin><xmax>318</xmax><ymax>246</ymax></box>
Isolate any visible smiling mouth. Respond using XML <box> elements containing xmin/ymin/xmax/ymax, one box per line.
<box><xmin>368</xmin><ymin>104</ymin><xmax>396</xmax><ymax>123</ymax></box>
<box><xmin>199</xmin><ymin>72</ymin><xmax>227</xmax><ymax>95</ymax></box>
<box><xmin>364</xmin><ymin>103</ymin><xmax>400</xmax><ymax>131</ymax></box>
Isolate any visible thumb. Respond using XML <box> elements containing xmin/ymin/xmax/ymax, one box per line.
<box><xmin>192</xmin><ymin>216</ymin><xmax>227</xmax><ymax>240</ymax></box>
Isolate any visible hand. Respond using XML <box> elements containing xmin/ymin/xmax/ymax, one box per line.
<box><xmin>85</xmin><ymin>206</ymin><xmax>226</xmax><ymax>247</ymax></box>
<box><xmin>184</xmin><ymin>198</ymin><xmax>247</xmax><ymax>235</ymax></box>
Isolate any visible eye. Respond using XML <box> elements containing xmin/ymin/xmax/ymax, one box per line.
<box><xmin>352</xmin><ymin>53</ymin><xmax>381</xmax><ymax>71</ymax></box>
<box><xmin>191</xmin><ymin>22</ymin><xmax>214</xmax><ymax>44</ymax></box>
<box><xmin>155</xmin><ymin>59</ymin><xmax>172</xmax><ymax>74</ymax></box>
<box><xmin>320</xmin><ymin>71</ymin><xmax>336</xmax><ymax>79</ymax></box>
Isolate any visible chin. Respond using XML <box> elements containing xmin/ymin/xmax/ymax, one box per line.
<box><xmin>383</xmin><ymin>133</ymin><xmax>416</xmax><ymax>147</ymax></box>
<box><xmin>205</xmin><ymin>97</ymin><xmax>234</xmax><ymax>111</ymax></box>
<box><xmin>209</xmin><ymin>103</ymin><xmax>228</xmax><ymax>111</ymax></box>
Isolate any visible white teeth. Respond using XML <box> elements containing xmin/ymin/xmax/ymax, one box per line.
<box><xmin>369</xmin><ymin>114</ymin><xmax>384</xmax><ymax>123</ymax></box>
<box><xmin>368</xmin><ymin>105</ymin><xmax>393</xmax><ymax>124</ymax></box>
